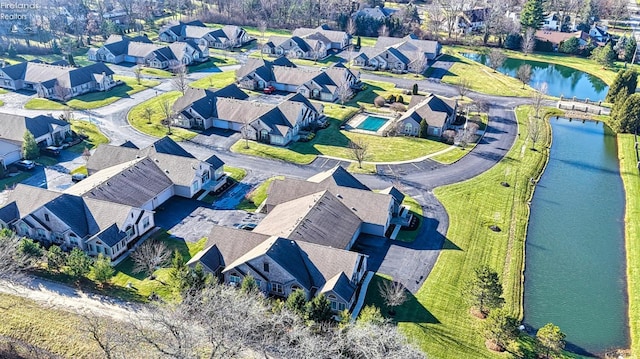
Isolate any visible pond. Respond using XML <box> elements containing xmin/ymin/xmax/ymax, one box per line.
<box><xmin>460</xmin><ymin>53</ymin><xmax>609</xmax><ymax>101</ymax></box>
<box><xmin>524</xmin><ymin>118</ymin><xmax>628</xmax><ymax>355</ymax></box>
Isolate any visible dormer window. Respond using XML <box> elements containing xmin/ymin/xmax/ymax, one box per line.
<box><xmin>264</xmin><ymin>263</ymin><xmax>269</xmax><ymax>272</ymax></box>
<box><xmin>44</xmin><ymin>213</ymin><xmax>50</xmax><ymax>222</ymax></box>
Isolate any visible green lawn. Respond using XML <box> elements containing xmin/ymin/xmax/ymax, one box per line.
<box><xmin>189</xmin><ymin>71</ymin><xmax>236</xmax><ymax>89</ymax></box>
<box><xmin>431</xmin><ymin>114</ymin><xmax>489</xmax><ymax>164</ymax></box>
<box><xmin>236</xmin><ymin>176</ymin><xmax>284</xmax><ymax>212</ymax></box>
<box><xmin>35</xmin><ymin>156</ymin><xmax>58</xmax><ymax>167</ymax></box>
<box><xmin>395</xmin><ymin>195</ymin><xmax>423</xmax><ymax>243</ymax></box>
<box><xmin>23</xmin><ymin>76</ymin><xmax>160</xmax><ymax>110</ymax></box>
<box><xmin>141</xmin><ymin>67</ymin><xmax>173</xmax><ymax>78</ymax></box>
<box><xmin>127</xmin><ymin>91</ymin><xmax>197</xmax><ymax>141</ymax></box>
<box><xmin>618</xmin><ymin>134</ymin><xmax>640</xmax><ymax>357</ymax></box>
<box><xmin>231</xmin><ymin>80</ymin><xmax>452</xmax><ymax>164</ymax></box>
<box><xmin>290</xmin><ymin>55</ymin><xmax>345</xmax><ymax>67</ymax></box>
<box><xmin>0</xmin><ymin>172</ymin><xmax>32</xmax><ymax>190</ymax></box>
<box><xmin>188</xmin><ymin>57</ymin><xmax>239</xmax><ymax>73</ymax></box>
<box><xmin>70</xmin><ymin>166</ymin><xmax>87</xmax><ymax>175</ymax></box>
<box><xmin>110</xmin><ymin>231</ymin><xmax>207</xmax><ymax>301</ymax></box>
<box><xmin>347</xmin><ymin>162</ymin><xmax>377</xmax><ymax>174</ymax></box>
<box><xmin>24</xmin><ymin>98</ymin><xmax>69</xmax><ymax>110</ymax></box>
<box><xmin>364</xmin><ymin>106</ymin><xmax>564</xmax><ymax>358</ymax></box>
<box><xmin>68</xmin><ymin>120</ymin><xmax>109</xmax><ymax>153</ymax></box>
<box><xmin>224</xmin><ymin>165</ymin><xmax>247</xmax><ymax>182</ymax></box>
<box><xmin>428</xmin><ymin>51</ymin><xmax>537</xmax><ymax>98</ymax></box>
<box><xmin>0</xmin><ymin>293</ymin><xmax>102</xmax><ymax>358</ymax></box>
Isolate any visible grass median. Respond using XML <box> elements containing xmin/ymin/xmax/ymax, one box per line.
<box><xmin>24</xmin><ymin>76</ymin><xmax>160</xmax><ymax>110</ymax></box>
<box><xmin>189</xmin><ymin>71</ymin><xmax>236</xmax><ymax>89</ymax></box>
<box><xmin>618</xmin><ymin>134</ymin><xmax>640</xmax><ymax>357</ymax></box>
<box><xmin>127</xmin><ymin>91</ymin><xmax>197</xmax><ymax>141</ymax></box>
<box><xmin>365</xmin><ymin>105</ymin><xmax>556</xmax><ymax>358</ymax></box>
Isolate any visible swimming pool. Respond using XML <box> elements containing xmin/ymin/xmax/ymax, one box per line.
<box><xmin>356</xmin><ymin>116</ymin><xmax>389</xmax><ymax>131</ymax></box>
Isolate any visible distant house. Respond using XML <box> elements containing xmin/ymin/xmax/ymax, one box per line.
<box><xmin>454</xmin><ymin>8</ymin><xmax>489</xmax><ymax>34</ymax></box>
<box><xmin>237</xmin><ymin>59</ymin><xmax>360</xmax><ymax>101</ymax></box>
<box><xmin>79</xmin><ymin>137</ymin><xmax>226</xmax><ymax>210</ymax></box>
<box><xmin>0</xmin><ymin>113</ymin><xmax>71</xmax><ymax>149</ymax></box>
<box><xmin>353</xmin><ymin>35</ymin><xmax>441</xmax><ymax>73</ymax></box>
<box><xmin>534</xmin><ymin>30</ymin><xmax>590</xmax><ymax>51</ymax></box>
<box><xmin>352</xmin><ymin>5</ymin><xmax>397</xmax><ymax>22</ymax></box>
<box><xmin>0</xmin><ymin>61</ymin><xmax>117</xmax><ymax>100</ymax></box>
<box><xmin>188</xmin><ymin>225</ymin><xmax>368</xmax><ymax>313</ymax></box>
<box><xmin>173</xmin><ymin>84</ymin><xmax>323</xmax><ymax>146</ymax></box>
<box><xmin>262</xmin><ymin>24</ymin><xmax>350</xmax><ymax>59</ymax></box>
<box><xmin>87</xmin><ymin>34</ymin><xmax>209</xmax><ymax>69</ymax></box>
<box><xmin>395</xmin><ymin>93</ymin><xmax>457</xmax><ymax>137</ymax></box>
<box><xmin>159</xmin><ymin>21</ymin><xmax>252</xmax><ymax>49</ymax></box>
<box><xmin>0</xmin><ymin>184</ymin><xmax>155</xmax><ymax>261</ymax></box>
<box><xmin>589</xmin><ymin>24</ymin><xmax>611</xmax><ymax>44</ymax></box>
<box><xmin>262</xmin><ymin>166</ymin><xmax>409</xmax><ymax>238</ymax></box>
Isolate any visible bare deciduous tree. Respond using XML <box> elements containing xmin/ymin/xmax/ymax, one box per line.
<box><xmin>0</xmin><ymin>230</ymin><xmax>31</xmax><ymax>282</ymax></box>
<box><xmin>159</xmin><ymin>100</ymin><xmax>175</xmax><ymax>135</ymax></box>
<box><xmin>487</xmin><ymin>49</ymin><xmax>507</xmax><ymax>72</ymax></box>
<box><xmin>532</xmin><ymin>82</ymin><xmax>548</xmax><ymax>118</ymax></box>
<box><xmin>522</xmin><ymin>28</ymin><xmax>536</xmax><ymax>55</ymax></box>
<box><xmin>336</xmin><ymin>81</ymin><xmax>353</xmax><ymax>106</ymax></box>
<box><xmin>348</xmin><ymin>139</ymin><xmax>369</xmax><ymax>169</ymax></box>
<box><xmin>143</xmin><ymin>106</ymin><xmax>155</xmax><ymax>124</ymax></box>
<box><xmin>456</xmin><ymin>78</ymin><xmax>472</xmax><ymax>99</ymax></box>
<box><xmin>528</xmin><ymin>115</ymin><xmax>542</xmax><ymax>150</ymax></box>
<box><xmin>130</xmin><ymin>239</ymin><xmax>171</xmax><ymax>278</ymax></box>
<box><xmin>378</xmin><ymin>280</ymin><xmax>407</xmax><ymax>315</ymax></box>
<box><xmin>171</xmin><ymin>65</ymin><xmax>189</xmax><ymax>94</ymax></box>
<box><xmin>516</xmin><ymin>64</ymin><xmax>532</xmax><ymax>89</ymax></box>
<box><xmin>54</xmin><ymin>81</ymin><xmax>72</xmax><ymax>103</ymax></box>
<box><xmin>134</xmin><ymin>66</ymin><xmax>143</xmax><ymax>85</ymax></box>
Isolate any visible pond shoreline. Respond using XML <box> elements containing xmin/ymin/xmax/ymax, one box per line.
<box><xmin>523</xmin><ymin>116</ymin><xmax>630</xmax><ymax>355</ymax></box>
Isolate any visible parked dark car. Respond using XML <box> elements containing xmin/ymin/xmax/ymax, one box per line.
<box><xmin>71</xmin><ymin>173</ymin><xmax>87</xmax><ymax>182</ymax></box>
<box><xmin>41</xmin><ymin>146</ymin><xmax>62</xmax><ymax>157</ymax></box>
<box><xmin>15</xmin><ymin>160</ymin><xmax>35</xmax><ymax>170</ymax></box>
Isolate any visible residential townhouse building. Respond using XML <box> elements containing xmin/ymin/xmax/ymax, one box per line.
<box><xmin>159</xmin><ymin>21</ymin><xmax>252</xmax><ymax>49</ymax></box>
<box><xmin>0</xmin><ymin>61</ymin><xmax>117</xmax><ymax>100</ymax></box>
<box><xmin>353</xmin><ymin>35</ymin><xmax>441</xmax><ymax>73</ymax></box>
<box><xmin>0</xmin><ymin>185</ymin><xmax>154</xmax><ymax>261</ymax></box>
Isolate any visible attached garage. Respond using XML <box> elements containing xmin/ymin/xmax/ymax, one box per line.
<box><xmin>213</xmin><ymin>119</ymin><xmax>231</xmax><ymax>129</ymax></box>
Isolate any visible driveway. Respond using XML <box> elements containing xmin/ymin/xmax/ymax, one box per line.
<box><xmin>154</xmin><ymin>197</ymin><xmax>265</xmax><ymax>243</ymax></box>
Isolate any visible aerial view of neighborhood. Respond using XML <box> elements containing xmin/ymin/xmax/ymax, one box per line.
<box><xmin>0</xmin><ymin>0</ymin><xmax>639</xmax><ymax>357</ymax></box>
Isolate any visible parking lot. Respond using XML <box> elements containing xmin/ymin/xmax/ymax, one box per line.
<box><xmin>154</xmin><ymin>197</ymin><xmax>265</xmax><ymax>243</ymax></box>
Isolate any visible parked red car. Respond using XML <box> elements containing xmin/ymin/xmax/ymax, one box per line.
<box><xmin>263</xmin><ymin>85</ymin><xmax>276</xmax><ymax>94</ymax></box>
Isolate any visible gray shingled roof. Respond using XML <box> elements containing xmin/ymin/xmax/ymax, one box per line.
<box><xmin>205</xmin><ymin>225</ymin><xmax>269</xmax><ymax>265</ymax></box>
<box><xmin>69</xmin><ymin>158</ymin><xmax>174</xmax><ymax>208</ymax></box>
<box><xmin>307</xmin><ymin>166</ymin><xmax>370</xmax><ymax>190</ymax></box>
<box><xmin>293</xmin><ymin>25</ymin><xmax>348</xmax><ymax>43</ymax></box>
<box><xmin>319</xmin><ymin>272</ymin><xmax>356</xmax><ymax>302</ymax></box>
<box><xmin>402</xmin><ymin>93</ymin><xmax>456</xmax><ymax>128</ymax></box>
<box><xmin>0</xmin><ymin>113</ymin><xmax>69</xmax><ymax>143</ymax></box>
<box><xmin>254</xmin><ymin>190</ymin><xmax>362</xmax><ymax>249</ymax></box>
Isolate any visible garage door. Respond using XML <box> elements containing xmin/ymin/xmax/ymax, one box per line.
<box><xmin>213</xmin><ymin>119</ymin><xmax>230</xmax><ymax>129</ymax></box>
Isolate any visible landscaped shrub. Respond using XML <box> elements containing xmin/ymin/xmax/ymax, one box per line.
<box><xmin>412</xmin><ymin>83</ymin><xmax>418</xmax><ymax>95</ymax></box>
<box><xmin>442</xmin><ymin>129</ymin><xmax>457</xmax><ymax>144</ymax></box>
<box><xmin>387</xmin><ymin>94</ymin><xmax>397</xmax><ymax>103</ymax></box>
<box><xmin>534</xmin><ymin>40</ymin><xmax>554</xmax><ymax>53</ymax></box>
<box><xmin>504</xmin><ymin>33</ymin><xmax>522</xmax><ymax>50</ymax></box>
<box><xmin>390</xmin><ymin>102</ymin><xmax>406</xmax><ymax>113</ymax></box>
<box><xmin>374</xmin><ymin>96</ymin><xmax>386</xmax><ymax>108</ymax></box>
<box><xmin>397</xmin><ymin>95</ymin><xmax>404</xmax><ymax>104</ymax></box>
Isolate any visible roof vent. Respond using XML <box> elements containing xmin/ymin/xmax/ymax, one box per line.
<box><xmin>165</xmin><ymin>169</ymin><xmax>170</xmax><ymax>173</ymax></box>
<box><xmin>351</xmin><ymin>207</ymin><xmax>357</xmax><ymax>211</ymax></box>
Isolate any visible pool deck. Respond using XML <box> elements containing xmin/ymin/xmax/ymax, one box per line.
<box><xmin>345</xmin><ymin>112</ymin><xmax>396</xmax><ymax>136</ymax></box>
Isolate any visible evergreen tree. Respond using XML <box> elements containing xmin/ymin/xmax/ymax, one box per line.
<box><xmin>169</xmin><ymin>250</ymin><xmax>188</xmax><ymax>291</ymax></box>
<box><xmin>185</xmin><ymin>262</ymin><xmax>209</xmax><ymax>292</ymax></box>
<box><xmin>356</xmin><ymin>36</ymin><xmax>361</xmax><ymax>49</ymax></box>
<box><xmin>91</xmin><ymin>254</ymin><xmax>115</xmax><ymax>285</ymax></box>
<box><xmin>625</xmin><ymin>36</ymin><xmax>637</xmax><ymax>62</ymax></box>
<box><xmin>412</xmin><ymin>83</ymin><xmax>418</xmax><ymax>95</ymax></box>
<box><xmin>47</xmin><ymin>245</ymin><xmax>67</xmax><ymax>272</ymax></box>
<box><xmin>483</xmin><ymin>308</ymin><xmax>519</xmax><ymax>351</ymax></box>
<box><xmin>419</xmin><ymin>118</ymin><xmax>428</xmax><ymax>138</ymax></box>
<box><xmin>466</xmin><ymin>265</ymin><xmax>505</xmax><ymax>316</ymax></box>
<box><xmin>65</xmin><ymin>248</ymin><xmax>93</xmax><ymax>278</ymax></box>
<box><xmin>536</xmin><ymin>323</ymin><xmax>566</xmax><ymax>359</ymax></box>
<box><xmin>0</xmin><ymin>163</ymin><xmax>5</xmax><ymax>179</ymax></box>
<box><xmin>559</xmin><ymin>37</ymin><xmax>580</xmax><ymax>54</ymax></box>
<box><xmin>606</xmin><ymin>69</ymin><xmax>638</xmax><ymax>103</ymax></box>
<box><xmin>591</xmin><ymin>43</ymin><xmax>616</xmax><ymax>68</ymax></box>
<box><xmin>7</xmin><ymin>44</ymin><xmax>16</xmax><ymax>58</ymax></box>
<box><xmin>613</xmin><ymin>93</ymin><xmax>640</xmax><ymax>133</ymax></box>
<box><xmin>285</xmin><ymin>289</ymin><xmax>307</xmax><ymax>317</ymax></box>
<box><xmin>67</xmin><ymin>53</ymin><xmax>77</xmax><ymax>67</ymax></box>
<box><xmin>357</xmin><ymin>305</ymin><xmax>386</xmax><ymax>326</ymax></box>
<box><xmin>305</xmin><ymin>294</ymin><xmax>333</xmax><ymax>322</ymax></box>
<box><xmin>520</xmin><ymin>0</ymin><xmax>545</xmax><ymax>30</ymax></box>
<box><xmin>18</xmin><ymin>238</ymin><xmax>42</xmax><ymax>260</ymax></box>
<box><xmin>240</xmin><ymin>275</ymin><xmax>258</xmax><ymax>293</ymax></box>
<box><xmin>21</xmin><ymin>131</ymin><xmax>39</xmax><ymax>160</ymax></box>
